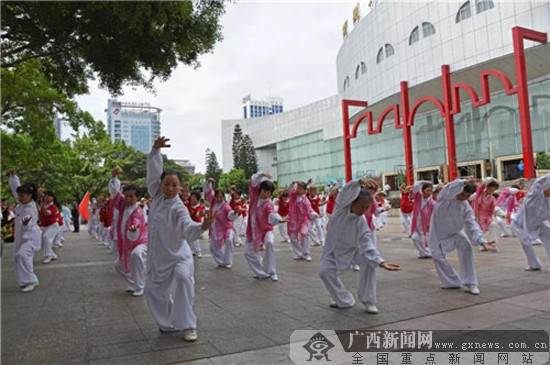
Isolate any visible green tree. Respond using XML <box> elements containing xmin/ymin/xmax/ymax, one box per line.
<box><xmin>536</xmin><ymin>152</ymin><xmax>550</xmax><ymax>169</ymax></box>
<box><xmin>205</xmin><ymin>148</ymin><xmax>221</xmax><ymax>181</ymax></box>
<box><xmin>232</xmin><ymin>124</ymin><xmax>243</xmax><ymax>169</ymax></box>
<box><xmin>240</xmin><ymin>135</ymin><xmax>258</xmax><ymax>178</ymax></box>
<box><xmin>218</xmin><ymin>169</ymin><xmax>248</xmax><ymax>193</ymax></box>
<box><xmin>1</xmin><ymin>1</ymin><xmax>226</xmax><ymax>96</ymax></box>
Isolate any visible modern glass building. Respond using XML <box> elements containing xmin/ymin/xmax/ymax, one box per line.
<box><xmin>242</xmin><ymin>95</ymin><xmax>284</xmax><ymax>119</ymax></box>
<box><xmin>106</xmin><ymin>100</ymin><xmax>162</xmax><ymax>154</ymax></box>
<box><xmin>222</xmin><ymin>1</ymin><xmax>550</xmax><ymax>187</ymax></box>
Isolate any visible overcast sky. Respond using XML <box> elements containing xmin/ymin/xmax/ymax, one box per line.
<box><xmin>74</xmin><ymin>1</ymin><xmax>370</xmax><ymax>173</ymax></box>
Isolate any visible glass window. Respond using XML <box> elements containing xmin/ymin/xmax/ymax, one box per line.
<box><xmin>355</xmin><ymin>65</ymin><xmax>360</xmax><ymax>80</ymax></box>
<box><xmin>456</xmin><ymin>1</ymin><xmax>472</xmax><ymax>23</ymax></box>
<box><xmin>385</xmin><ymin>44</ymin><xmax>394</xmax><ymax>58</ymax></box>
<box><xmin>409</xmin><ymin>26</ymin><xmax>419</xmax><ymax>45</ymax></box>
<box><xmin>476</xmin><ymin>0</ymin><xmax>494</xmax><ymax>14</ymax></box>
<box><xmin>422</xmin><ymin>22</ymin><xmax>436</xmax><ymax>38</ymax></box>
<box><xmin>376</xmin><ymin>47</ymin><xmax>384</xmax><ymax>63</ymax></box>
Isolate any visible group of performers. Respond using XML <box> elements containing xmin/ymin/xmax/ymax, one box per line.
<box><xmin>5</xmin><ymin>136</ymin><xmax>550</xmax><ymax>342</ymax></box>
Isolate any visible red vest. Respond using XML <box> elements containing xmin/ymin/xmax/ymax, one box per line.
<box><xmin>308</xmin><ymin>194</ymin><xmax>321</xmax><ymax>214</ymax></box>
<box><xmin>277</xmin><ymin>199</ymin><xmax>289</xmax><ymax>216</ymax></box>
<box><xmin>40</xmin><ymin>204</ymin><xmax>58</xmax><ymax>227</ymax></box>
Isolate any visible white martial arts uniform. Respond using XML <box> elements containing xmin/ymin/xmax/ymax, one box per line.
<box><xmin>88</xmin><ymin>204</ymin><xmax>100</xmax><ymax>239</ymax></box>
<box><xmin>428</xmin><ymin>179</ymin><xmax>487</xmax><ymax>288</ymax></box>
<box><xmin>41</xmin><ymin>202</ymin><xmax>59</xmax><ymax>261</ymax></box>
<box><xmin>319</xmin><ymin>180</ymin><xmax>385</xmax><ymax>308</ymax></box>
<box><xmin>274</xmin><ymin>198</ymin><xmax>290</xmax><ymax>242</ymax></box>
<box><xmin>243</xmin><ymin>173</ymin><xmax>284</xmax><ymax>279</ymax></box>
<box><xmin>511</xmin><ymin>175</ymin><xmax>550</xmax><ymax>270</ymax></box>
<box><xmin>144</xmin><ymin>147</ymin><xmax>206</xmax><ymax>331</ymax></box>
<box><xmin>9</xmin><ymin>175</ymin><xmax>42</xmax><ymax>286</ymax></box>
<box><xmin>411</xmin><ymin>181</ymin><xmax>433</xmax><ymax>258</ymax></box>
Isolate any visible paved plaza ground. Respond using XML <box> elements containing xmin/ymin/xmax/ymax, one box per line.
<box><xmin>2</xmin><ymin>217</ymin><xmax>549</xmax><ymax>364</ymax></box>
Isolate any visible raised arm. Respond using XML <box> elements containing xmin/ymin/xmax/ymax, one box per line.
<box><xmin>205</xmin><ymin>178</ymin><xmax>215</xmax><ymax>206</ymax></box>
<box><xmin>147</xmin><ymin>137</ymin><xmax>170</xmax><ymax>197</ymax></box>
<box><xmin>109</xmin><ymin>168</ymin><xmax>122</xmax><ymax>198</ymax></box>
<box><xmin>437</xmin><ymin>179</ymin><xmax>465</xmax><ymax>201</ymax></box>
<box><xmin>8</xmin><ymin>171</ymin><xmax>21</xmax><ymax>203</ymax></box>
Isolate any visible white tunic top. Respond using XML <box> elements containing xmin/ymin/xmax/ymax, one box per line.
<box><xmin>9</xmin><ymin>175</ymin><xmax>41</xmax><ymax>251</ymax></box>
<box><xmin>512</xmin><ymin>175</ymin><xmax>550</xmax><ymax>241</ymax></box>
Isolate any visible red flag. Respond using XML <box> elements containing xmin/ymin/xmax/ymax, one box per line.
<box><xmin>79</xmin><ymin>191</ymin><xmax>90</xmax><ymax>222</ymax></box>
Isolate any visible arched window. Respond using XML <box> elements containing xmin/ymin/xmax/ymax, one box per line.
<box><xmin>361</xmin><ymin>62</ymin><xmax>367</xmax><ymax>74</ymax></box>
<box><xmin>409</xmin><ymin>26</ymin><xmax>419</xmax><ymax>45</ymax></box>
<box><xmin>355</xmin><ymin>65</ymin><xmax>361</xmax><ymax>80</ymax></box>
<box><xmin>475</xmin><ymin>0</ymin><xmax>494</xmax><ymax>14</ymax></box>
<box><xmin>376</xmin><ymin>47</ymin><xmax>384</xmax><ymax>64</ymax></box>
<box><xmin>343</xmin><ymin>76</ymin><xmax>350</xmax><ymax>91</ymax></box>
<box><xmin>456</xmin><ymin>1</ymin><xmax>472</xmax><ymax>23</ymax></box>
<box><xmin>385</xmin><ymin>44</ymin><xmax>394</xmax><ymax>58</ymax></box>
<box><xmin>422</xmin><ymin>22</ymin><xmax>436</xmax><ymax>37</ymax></box>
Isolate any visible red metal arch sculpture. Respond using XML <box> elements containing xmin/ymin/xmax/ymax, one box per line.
<box><xmin>342</xmin><ymin>26</ymin><xmax>547</xmax><ymax>184</ymax></box>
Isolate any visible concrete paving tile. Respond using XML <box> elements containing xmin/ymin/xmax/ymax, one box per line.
<box><xmin>88</xmin><ymin>339</ymin><xmax>152</xmax><ymax>360</ymax></box>
<box><xmin>87</xmin><ymin>325</ymin><xmax>146</xmax><ymax>346</ymax></box>
<box><xmin>209</xmin><ymin>344</ymin><xmax>291</xmax><ymax>365</ymax></box>
<box><xmin>20</xmin><ymin>340</ymin><xmax>88</xmax><ymax>364</ymax></box>
<box><xmin>502</xmin><ymin>289</ymin><xmax>550</xmax><ymax>311</ymax></box>
<box><xmin>173</xmin><ymin>359</ymin><xmax>215</xmax><ymax>365</ymax></box>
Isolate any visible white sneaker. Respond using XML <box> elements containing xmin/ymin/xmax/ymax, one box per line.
<box><xmin>285</xmin><ymin>239</ymin><xmax>291</xmax><ymax>243</ymax></box>
<box><xmin>532</xmin><ymin>238</ymin><xmax>543</xmax><ymax>245</ymax></box>
<box><xmin>270</xmin><ymin>275</ymin><xmax>279</xmax><ymax>282</ymax></box>
<box><xmin>196</xmin><ymin>252</ymin><xmax>202</xmax><ymax>258</ymax></box>
<box><xmin>132</xmin><ymin>289</ymin><xmax>144</xmax><ymax>297</ymax></box>
<box><xmin>183</xmin><ymin>329</ymin><xmax>198</xmax><ymax>342</ymax></box>
<box><xmin>21</xmin><ymin>282</ymin><xmax>39</xmax><ymax>293</ymax></box>
<box><xmin>305</xmin><ymin>256</ymin><xmax>312</xmax><ymax>262</ymax></box>
<box><xmin>500</xmin><ymin>233</ymin><xmax>509</xmax><ymax>237</ymax></box>
<box><xmin>365</xmin><ymin>302</ymin><xmax>378</xmax><ymax>314</ymax></box>
<box><xmin>293</xmin><ymin>255</ymin><xmax>301</xmax><ymax>260</ymax></box>
<box><xmin>524</xmin><ymin>266</ymin><xmax>541</xmax><ymax>271</ymax></box>
<box><xmin>351</xmin><ymin>264</ymin><xmax>360</xmax><ymax>271</ymax></box>
<box><xmin>224</xmin><ymin>264</ymin><xmax>232</xmax><ymax>269</ymax></box>
<box><xmin>466</xmin><ymin>285</ymin><xmax>480</xmax><ymax>295</ymax></box>
<box><xmin>43</xmin><ymin>257</ymin><xmax>52</xmax><ymax>264</ymax></box>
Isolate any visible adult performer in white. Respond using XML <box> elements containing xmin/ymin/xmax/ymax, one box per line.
<box><xmin>428</xmin><ymin>179</ymin><xmax>496</xmax><ymax>295</ymax></box>
<box><xmin>319</xmin><ymin>178</ymin><xmax>400</xmax><ymax>314</ymax></box>
<box><xmin>144</xmin><ymin>137</ymin><xmax>215</xmax><ymax>342</ymax></box>
<box><xmin>511</xmin><ymin>175</ymin><xmax>550</xmax><ymax>271</ymax></box>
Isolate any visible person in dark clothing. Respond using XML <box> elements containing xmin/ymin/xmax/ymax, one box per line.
<box><xmin>71</xmin><ymin>200</ymin><xmax>80</xmax><ymax>233</ymax></box>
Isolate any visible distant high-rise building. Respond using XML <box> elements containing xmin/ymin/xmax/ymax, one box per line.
<box><xmin>242</xmin><ymin>95</ymin><xmax>283</xmax><ymax>119</ymax></box>
<box><xmin>106</xmin><ymin>99</ymin><xmax>162</xmax><ymax>153</ymax></box>
<box><xmin>173</xmin><ymin>159</ymin><xmax>196</xmax><ymax>175</ymax></box>
<box><xmin>53</xmin><ymin>112</ymin><xmax>62</xmax><ymax>140</ymax></box>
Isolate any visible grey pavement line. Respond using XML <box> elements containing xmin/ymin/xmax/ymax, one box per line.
<box><xmin>1</xmin><ymin>260</ymin><xmax>113</xmax><ymax>272</ymax></box>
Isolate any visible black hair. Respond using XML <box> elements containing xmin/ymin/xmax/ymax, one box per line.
<box><xmin>463</xmin><ymin>185</ymin><xmax>476</xmax><ymax>194</ymax></box>
<box><xmin>190</xmin><ymin>191</ymin><xmax>201</xmax><ymax>201</ymax></box>
<box><xmin>44</xmin><ymin>190</ymin><xmax>60</xmax><ymax>208</ymax></box>
<box><xmin>282</xmin><ymin>192</ymin><xmax>288</xmax><ymax>198</ymax></box>
<box><xmin>487</xmin><ymin>181</ymin><xmax>499</xmax><ymax>189</ymax></box>
<box><xmin>511</xmin><ymin>184</ymin><xmax>520</xmax><ymax>189</ymax></box>
<box><xmin>233</xmin><ymin>189</ymin><xmax>242</xmax><ymax>196</ymax></box>
<box><xmin>123</xmin><ymin>184</ymin><xmax>141</xmax><ymax>197</ymax></box>
<box><xmin>214</xmin><ymin>189</ymin><xmax>225</xmax><ymax>200</ymax></box>
<box><xmin>422</xmin><ymin>182</ymin><xmax>433</xmax><ymax>191</ymax></box>
<box><xmin>433</xmin><ymin>187</ymin><xmax>441</xmax><ymax>194</ymax></box>
<box><xmin>259</xmin><ymin>180</ymin><xmax>275</xmax><ymax>195</ymax></box>
<box><xmin>352</xmin><ymin>187</ymin><xmax>373</xmax><ymax>204</ymax></box>
<box><xmin>16</xmin><ymin>183</ymin><xmax>38</xmax><ymax>202</ymax></box>
<box><xmin>296</xmin><ymin>181</ymin><xmax>307</xmax><ymax>190</ymax></box>
<box><xmin>160</xmin><ymin>169</ymin><xmax>183</xmax><ymax>183</ymax></box>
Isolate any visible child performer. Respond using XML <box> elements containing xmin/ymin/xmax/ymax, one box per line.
<box><xmin>62</xmin><ymin>202</ymin><xmax>73</xmax><ymax>233</ymax></box>
<box><xmin>239</xmin><ymin>197</ymin><xmax>249</xmax><ymax>237</ymax></box>
<box><xmin>244</xmin><ymin>172</ymin><xmax>288</xmax><ymax>281</ymax></box>
<box><xmin>511</xmin><ymin>175</ymin><xmax>550</xmax><ymax>271</ymax></box>
<box><xmin>325</xmin><ymin>186</ymin><xmax>339</xmax><ymax>224</ymax></box>
<box><xmin>184</xmin><ymin>191</ymin><xmax>206</xmax><ymax>257</ymax></box>
<box><xmin>288</xmin><ymin>179</ymin><xmax>321</xmax><ymax>261</ymax></box>
<box><xmin>473</xmin><ymin>178</ymin><xmax>500</xmax><ymax>251</ymax></box>
<box><xmin>109</xmin><ymin>169</ymin><xmax>148</xmax><ymax>296</ymax></box>
<box><xmin>8</xmin><ymin>170</ymin><xmax>42</xmax><ymax>292</ymax></box>
<box><xmin>88</xmin><ymin>199</ymin><xmax>100</xmax><ymax>239</ymax></box>
<box><xmin>205</xmin><ymin>178</ymin><xmax>240</xmax><ymax>268</ymax></box>
<box><xmin>275</xmin><ymin>189</ymin><xmax>290</xmax><ymax>242</ymax></box>
<box><xmin>410</xmin><ymin>181</ymin><xmax>435</xmax><ymax>258</ymax></box>
<box><xmin>145</xmin><ymin>137</ymin><xmax>214</xmax><ymax>342</ymax></box>
<box><xmin>307</xmin><ymin>186</ymin><xmax>326</xmax><ymax>246</ymax></box>
<box><xmin>428</xmin><ymin>179</ymin><xmax>496</xmax><ymax>294</ymax></box>
<box><xmin>228</xmin><ymin>187</ymin><xmax>244</xmax><ymax>247</ymax></box>
<box><xmin>495</xmin><ymin>186</ymin><xmax>519</xmax><ymax>237</ymax></box>
<box><xmin>40</xmin><ymin>190</ymin><xmax>60</xmax><ymax>264</ymax></box>
<box><xmin>399</xmin><ymin>183</ymin><xmax>414</xmax><ymax>236</ymax></box>
<box><xmin>319</xmin><ymin>178</ymin><xmax>400</xmax><ymax>313</ymax></box>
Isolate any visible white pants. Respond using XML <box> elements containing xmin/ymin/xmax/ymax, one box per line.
<box><xmin>430</xmin><ymin>233</ymin><xmax>478</xmax><ymax>287</ymax></box>
<box><xmin>53</xmin><ymin>229</ymin><xmax>64</xmax><ymax>248</ymax></box>
<box><xmin>111</xmin><ymin>238</ymin><xmax>119</xmax><ymax>262</ymax></box>
<box><xmin>186</xmin><ymin>239</ymin><xmax>201</xmax><ymax>255</ymax></box>
<box><xmin>278</xmin><ymin>217</ymin><xmax>289</xmax><ymax>241</ymax></box>
<box><xmin>145</xmin><ymin>259</ymin><xmax>196</xmax><ymax>331</ymax></box>
<box><xmin>115</xmin><ymin>244</ymin><xmax>147</xmax><ymax>291</ymax></box>
<box><xmin>308</xmin><ymin>217</ymin><xmax>325</xmax><ymax>245</ymax></box>
<box><xmin>400</xmin><ymin>211</ymin><xmax>412</xmax><ymax>234</ymax></box>
<box><xmin>412</xmin><ymin>228</ymin><xmax>432</xmax><ymax>257</ymax></box>
<box><xmin>244</xmin><ymin>232</ymin><xmax>276</xmax><ymax>278</ymax></box>
<box><xmin>42</xmin><ymin>223</ymin><xmax>59</xmax><ymax>260</ymax></box>
<box><xmin>319</xmin><ymin>251</ymin><xmax>378</xmax><ymax>307</ymax></box>
<box><xmin>14</xmin><ymin>241</ymin><xmax>39</xmax><ymax>286</ymax></box>
<box><xmin>482</xmin><ymin>221</ymin><xmax>499</xmax><ymax>244</ymax></box>
<box><xmin>512</xmin><ymin>222</ymin><xmax>550</xmax><ymax>269</ymax></box>
<box><xmin>290</xmin><ymin>234</ymin><xmax>310</xmax><ymax>258</ymax></box>
<box><xmin>232</xmin><ymin>216</ymin><xmax>243</xmax><ymax>245</ymax></box>
<box><xmin>210</xmin><ymin>232</ymin><xmax>234</xmax><ymax>266</ymax></box>
<box><xmin>239</xmin><ymin>216</ymin><xmax>248</xmax><ymax>237</ymax></box>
